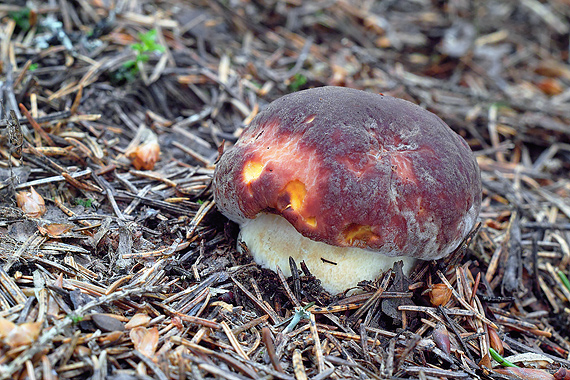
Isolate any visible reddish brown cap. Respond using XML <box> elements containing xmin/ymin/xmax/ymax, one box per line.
<box><xmin>214</xmin><ymin>86</ymin><xmax>481</xmax><ymax>260</ymax></box>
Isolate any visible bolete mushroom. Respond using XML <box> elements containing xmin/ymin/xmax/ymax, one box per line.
<box><xmin>213</xmin><ymin>86</ymin><xmax>481</xmax><ymax>294</ymax></box>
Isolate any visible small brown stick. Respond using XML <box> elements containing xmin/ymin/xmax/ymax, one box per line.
<box><xmin>232</xmin><ymin>315</ymin><xmax>269</xmax><ymax>336</ymax></box>
<box><xmin>437</xmin><ymin>270</ymin><xmax>498</xmax><ymax>329</ymax></box>
<box><xmin>364</xmin><ymin>326</ymin><xmax>398</xmax><ymax>339</ymax></box>
<box><xmin>172</xmin><ymin>141</ymin><xmax>212</xmax><ymax>166</ymax></box>
<box><xmin>15</xmin><ymin>168</ymin><xmax>92</xmax><ymax>189</ymax></box>
<box><xmin>175</xmin><ymin>314</ymin><xmax>221</xmax><ymax>330</ymax></box>
<box><xmin>230</xmin><ymin>276</ymin><xmax>280</xmax><ymax>324</ymax></box>
<box><xmin>309</xmin><ymin>313</ymin><xmax>325</xmax><ymax>373</ymax></box>
<box><xmin>133</xmin><ymin>350</ymin><xmax>169</xmax><ymax>380</ymax></box>
<box><xmin>323</xmin><ymin>331</ymin><xmax>362</xmax><ymax>373</ymax></box>
<box><xmin>360</xmin><ymin>324</ymin><xmax>371</xmax><ymax>363</ymax></box>
<box><xmin>61</xmin><ymin>172</ymin><xmax>103</xmax><ymax>192</ymax></box>
<box><xmin>309</xmin><ymin>303</ymin><xmax>362</xmax><ymax>314</ymax></box>
<box><xmin>276</xmin><ymin>266</ymin><xmax>301</xmax><ymax>308</ymax></box>
<box><xmin>262</xmin><ymin>327</ymin><xmax>283</xmax><ymax>373</ymax></box>
<box><xmin>349</xmin><ymin>270</ymin><xmax>392</xmax><ymax>325</ymax></box>
<box><xmin>105</xmin><ymin>275</ymin><xmax>133</xmax><ymax>295</ymax></box>
<box><xmin>384</xmin><ymin>338</ymin><xmax>396</xmax><ymax>378</ymax></box>
<box><xmin>123</xmin><ymin>185</ymin><xmax>151</xmax><ymax>215</ymax></box>
<box><xmin>19</xmin><ymin>104</ymin><xmax>54</xmax><ymax>146</ymax></box>
<box><xmin>485</xmin><ymin>244</ymin><xmax>503</xmax><ymax>284</ymax></box>
<box><xmin>3</xmin><ymin>232</ymin><xmax>45</xmax><ymax>273</ymax></box>
<box><xmin>186</xmin><ymin>200</ymin><xmax>215</xmax><ymax>239</ymax></box>
<box><xmin>438</xmin><ymin>306</ymin><xmax>476</xmax><ymax>364</ymax></box>
<box><xmin>0</xmin><ymin>110</ymin><xmax>72</xmax><ymax>129</ymax></box>
<box><xmin>24</xmin><ymin>141</ymin><xmax>101</xmax><ymax>192</ymax></box>
<box><xmin>70</xmin><ymin>85</ymin><xmax>83</xmax><ymax>114</ymax></box>
<box><xmin>129</xmin><ymin>169</ymin><xmax>177</xmax><ymax>187</ymax></box>
<box><xmin>249</xmin><ymin>278</ymin><xmax>265</xmax><ymax>303</ymax></box>
<box><xmin>65</xmin><ymin>137</ymin><xmax>104</xmax><ymax>166</ymax></box>
<box><xmin>13</xmin><ymin>60</ymin><xmax>32</xmax><ymax>88</ymax></box>
<box><xmin>221</xmin><ymin>321</ymin><xmax>249</xmax><ymax>360</ymax></box>
<box><xmin>394</xmin><ymin>333</ymin><xmax>422</xmax><ymax>370</ymax></box>
<box><xmin>175</xmin><ymin>338</ymin><xmax>258</xmax><ymax>379</ymax></box>
<box><xmin>292</xmin><ymin>349</ymin><xmax>307</xmax><ymax>380</ymax></box>
<box><xmin>287</xmin><ymin>325</ymin><xmax>385</xmax><ymax>346</ymax></box>
<box><xmin>325</xmin><ymin>355</ymin><xmax>381</xmax><ymax>380</ymax></box>
<box><xmin>52</xmin><ymin>195</ymin><xmax>92</xmax><ymax>228</ymax></box>
<box><xmin>0</xmin><ymin>267</ymin><xmax>27</xmax><ymax>304</ymax></box>
<box><xmin>23</xmin><ymin>140</ymin><xmax>65</xmax><ymax>172</ymax></box>
<box><xmin>470</xmin><ymin>271</ymin><xmax>481</xmax><ymax>306</ymax></box>
<box><xmin>41</xmin><ymin>354</ymin><xmax>56</xmax><ymax>380</ymax></box>
<box><xmin>288</xmin><ymin>257</ymin><xmax>301</xmax><ymax>300</ymax></box>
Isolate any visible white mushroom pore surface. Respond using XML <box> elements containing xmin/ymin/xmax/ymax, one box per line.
<box><xmin>238</xmin><ymin>213</ymin><xmax>417</xmax><ymax>294</ymax></box>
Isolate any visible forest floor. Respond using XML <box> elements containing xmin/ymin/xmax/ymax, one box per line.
<box><xmin>1</xmin><ymin>0</ymin><xmax>570</xmax><ymax>379</ymax></box>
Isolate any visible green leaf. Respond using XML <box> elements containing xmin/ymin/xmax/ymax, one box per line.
<box><xmin>118</xmin><ymin>29</ymin><xmax>165</xmax><ymax>82</ymax></box>
<box><xmin>9</xmin><ymin>8</ymin><xmax>32</xmax><ymax>31</ymax></box>
<box><xmin>136</xmin><ymin>29</ymin><xmax>165</xmax><ymax>53</ymax></box>
<box><xmin>123</xmin><ymin>59</ymin><xmax>136</xmax><ymax>69</ymax></box>
<box><xmin>131</xmin><ymin>42</ymin><xmax>144</xmax><ymax>52</ymax></box>
<box><xmin>69</xmin><ymin>314</ymin><xmax>84</xmax><ymax>324</ymax></box>
<box><xmin>75</xmin><ymin>198</ymin><xmax>94</xmax><ymax>208</ymax></box>
<box><xmin>288</xmin><ymin>73</ymin><xmax>307</xmax><ymax>92</ymax></box>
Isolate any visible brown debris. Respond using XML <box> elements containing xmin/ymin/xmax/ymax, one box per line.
<box><xmin>1</xmin><ymin>0</ymin><xmax>570</xmax><ymax>379</ymax></box>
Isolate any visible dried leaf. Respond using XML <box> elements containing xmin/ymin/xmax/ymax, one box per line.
<box><xmin>494</xmin><ymin>367</ymin><xmax>555</xmax><ymax>380</ymax></box>
<box><xmin>3</xmin><ymin>321</ymin><xmax>43</xmax><ymax>348</ymax></box>
<box><xmin>37</xmin><ymin>223</ymin><xmax>74</xmax><ymax>237</ymax></box>
<box><xmin>0</xmin><ymin>317</ymin><xmax>16</xmax><ymax>338</ymax></box>
<box><xmin>432</xmin><ymin>323</ymin><xmax>450</xmax><ymax>355</ymax></box>
<box><xmin>125</xmin><ymin>129</ymin><xmax>160</xmax><ymax>170</ymax></box>
<box><xmin>480</xmin><ymin>353</ymin><xmax>493</xmax><ymax>370</ymax></box>
<box><xmin>502</xmin><ymin>353</ymin><xmax>555</xmax><ymax>369</ymax></box>
<box><xmin>127</xmin><ymin>140</ymin><xmax>160</xmax><ymax>170</ymax></box>
<box><xmin>488</xmin><ymin>328</ymin><xmax>504</xmax><ymax>356</ymax></box>
<box><xmin>98</xmin><ymin>331</ymin><xmax>124</xmax><ymax>344</ymax></box>
<box><xmin>129</xmin><ymin>326</ymin><xmax>159</xmax><ymax>359</ymax></box>
<box><xmin>91</xmin><ymin>313</ymin><xmax>125</xmax><ymax>332</ymax></box>
<box><xmin>125</xmin><ymin>313</ymin><xmax>151</xmax><ymax>329</ymax></box>
<box><xmin>536</xmin><ymin>78</ymin><xmax>563</xmax><ymax>96</ymax></box>
<box><xmin>429</xmin><ymin>283</ymin><xmax>452</xmax><ymax>306</ymax></box>
<box><xmin>15</xmin><ymin>187</ymin><xmax>46</xmax><ymax>218</ymax></box>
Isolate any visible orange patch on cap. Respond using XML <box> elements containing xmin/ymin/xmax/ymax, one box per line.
<box><xmin>278</xmin><ymin>180</ymin><xmax>307</xmax><ymax>211</ymax></box>
<box><xmin>243</xmin><ymin>161</ymin><xmax>264</xmax><ymax>183</ymax></box>
<box><xmin>342</xmin><ymin>224</ymin><xmax>378</xmax><ymax>247</ymax></box>
<box><xmin>390</xmin><ymin>153</ymin><xmax>417</xmax><ymax>184</ymax></box>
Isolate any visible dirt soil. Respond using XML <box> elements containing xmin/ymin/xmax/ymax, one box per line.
<box><xmin>1</xmin><ymin>0</ymin><xmax>570</xmax><ymax>379</ymax></box>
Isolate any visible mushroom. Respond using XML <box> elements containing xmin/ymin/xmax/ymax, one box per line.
<box><xmin>213</xmin><ymin>86</ymin><xmax>481</xmax><ymax>294</ymax></box>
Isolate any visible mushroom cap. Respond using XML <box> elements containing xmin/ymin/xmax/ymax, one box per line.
<box><xmin>214</xmin><ymin>86</ymin><xmax>481</xmax><ymax>260</ymax></box>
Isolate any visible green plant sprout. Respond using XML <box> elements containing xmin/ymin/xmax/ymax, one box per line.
<box><xmin>9</xmin><ymin>8</ymin><xmax>32</xmax><ymax>32</ymax></box>
<box><xmin>282</xmin><ymin>302</ymin><xmax>315</xmax><ymax>334</ymax></box>
<box><xmin>558</xmin><ymin>270</ymin><xmax>570</xmax><ymax>292</ymax></box>
<box><xmin>118</xmin><ymin>29</ymin><xmax>165</xmax><ymax>82</ymax></box>
<box><xmin>489</xmin><ymin>347</ymin><xmax>518</xmax><ymax>367</ymax></box>
<box><xmin>69</xmin><ymin>314</ymin><xmax>84</xmax><ymax>324</ymax></box>
<box><xmin>288</xmin><ymin>73</ymin><xmax>307</xmax><ymax>92</ymax></box>
<box><xmin>75</xmin><ymin>198</ymin><xmax>94</xmax><ymax>208</ymax></box>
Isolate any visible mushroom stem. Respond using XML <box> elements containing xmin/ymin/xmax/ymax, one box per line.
<box><xmin>238</xmin><ymin>213</ymin><xmax>416</xmax><ymax>294</ymax></box>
